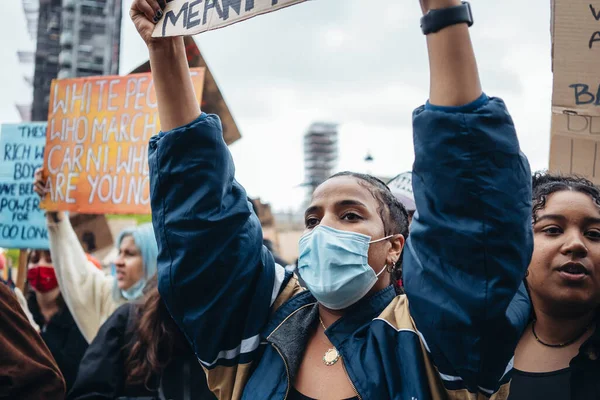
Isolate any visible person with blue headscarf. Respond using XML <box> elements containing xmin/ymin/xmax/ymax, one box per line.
<box><xmin>112</xmin><ymin>226</ymin><xmax>158</xmax><ymax>301</ymax></box>
<box><xmin>33</xmin><ymin>168</ymin><xmax>158</xmax><ymax>343</ymax></box>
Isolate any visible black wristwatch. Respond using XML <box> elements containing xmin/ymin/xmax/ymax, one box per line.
<box><xmin>420</xmin><ymin>1</ymin><xmax>474</xmax><ymax>35</ymax></box>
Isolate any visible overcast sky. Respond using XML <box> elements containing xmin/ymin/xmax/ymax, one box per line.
<box><xmin>1</xmin><ymin>0</ymin><xmax>553</xmax><ymax>212</ymax></box>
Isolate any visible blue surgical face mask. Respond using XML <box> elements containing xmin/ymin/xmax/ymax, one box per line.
<box><xmin>297</xmin><ymin>225</ymin><xmax>393</xmax><ymax>310</ymax></box>
<box><xmin>121</xmin><ymin>278</ymin><xmax>146</xmax><ymax>301</ymax></box>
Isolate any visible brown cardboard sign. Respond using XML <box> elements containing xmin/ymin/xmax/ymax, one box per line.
<box><xmin>129</xmin><ymin>37</ymin><xmax>241</xmax><ymax>146</ymax></box>
<box><xmin>550</xmin><ymin>1</ymin><xmax>600</xmax><ymax>181</ymax></box>
<box><xmin>69</xmin><ymin>213</ymin><xmax>114</xmax><ymax>254</ymax></box>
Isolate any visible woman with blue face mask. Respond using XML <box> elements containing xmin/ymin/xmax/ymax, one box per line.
<box><xmin>33</xmin><ymin>170</ymin><xmax>158</xmax><ymax>343</ymax></box>
<box><xmin>111</xmin><ymin>226</ymin><xmax>159</xmax><ymax>301</ymax></box>
<box><xmin>133</xmin><ymin>0</ymin><xmax>533</xmax><ymax>398</ymax></box>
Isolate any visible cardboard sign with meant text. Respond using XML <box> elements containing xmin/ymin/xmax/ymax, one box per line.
<box><xmin>41</xmin><ymin>69</ymin><xmax>205</xmax><ymax>214</ymax></box>
<box><xmin>153</xmin><ymin>0</ymin><xmax>308</xmax><ymax>37</ymax></box>
<box><xmin>0</xmin><ymin>123</ymin><xmax>49</xmax><ymax>249</ymax></box>
<box><xmin>550</xmin><ymin>1</ymin><xmax>600</xmax><ymax>181</ymax></box>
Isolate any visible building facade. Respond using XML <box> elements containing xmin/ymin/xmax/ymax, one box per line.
<box><xmin>31</xmin><ymin>0</ymin><xmax>121</xmax><ymax>121</ymax></box>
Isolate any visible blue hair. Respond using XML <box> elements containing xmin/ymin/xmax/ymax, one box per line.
<box><xmin>112</xmin><ymin>223</ymin><xmax>158</xmax><ymax>301</ymax></box>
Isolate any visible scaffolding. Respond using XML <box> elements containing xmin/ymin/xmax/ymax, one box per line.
<box><xmin>303</xmin><ymin>122</ymin><xmax>339</xmax><ymax>200</ymax></box>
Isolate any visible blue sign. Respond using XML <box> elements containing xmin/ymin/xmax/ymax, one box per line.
<box><xmin>0</xmin><ymin>123</ymin><xmax>49</xmax><ymax>249</ymax></box>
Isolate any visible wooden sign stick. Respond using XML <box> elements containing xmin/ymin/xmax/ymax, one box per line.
<box><xmin>16</xmin><ymin>249</ymin><xmax>28</xmax><ymax>292</ymax></box>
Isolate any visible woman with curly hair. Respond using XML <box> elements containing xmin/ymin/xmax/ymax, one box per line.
<box><xmin>510</xmin><ymin>173</ymin><xmax>600</xmax><ymax>399</ymax></box>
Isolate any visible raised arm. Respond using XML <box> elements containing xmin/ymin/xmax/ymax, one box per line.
<box><xmin>34</xmin><ymin>169</ymin><xmax>122</xmax><ymax>343</ymax></box>
<box><xmin>130</xmin><ymin>3</ymin><xmax>199</xmax><ymax>130</ymax></box>
<box><xmin>130</xmin><ymin>1</ymin><xmax>298</xmax><ymax>398</ymax></box>
<box><xmin>403</xmin><ymin>0</ymin><xmax>532</xmax><ymax>396</ymax></box>
<box><xmin>421</xmin><ymin>0</ymin><xmax>481</xmax><ymax>106</ymax></box>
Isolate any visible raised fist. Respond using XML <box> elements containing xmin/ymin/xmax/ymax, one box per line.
<box><xmin>129</xmin><ymin>0</ymin><xmax>166</xmax><ymax>45</ymax></box>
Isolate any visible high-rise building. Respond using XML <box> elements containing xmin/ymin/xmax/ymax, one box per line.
<box><xmin>32</xmin><ymin>0</ymin><xmax>62</xmax><ymax>121</ymax></box>
<box><xmin>303</xmin><ymin>122</ymin><xmax>339</xmax><ymax>201</ymax></box>
<box><xmin>31</xmin><ymin>0</ymin><xmax>122</xmax><ymax>121</ymax></box>
<box><xmin>16</xmin><ymin>0</ymin><xmax>41</xmax><ymax>121</ymax></box>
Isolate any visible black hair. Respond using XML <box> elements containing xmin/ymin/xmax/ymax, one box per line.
<box><xmin>532</xmin><ymin>172</ymin><xmax>600</xmax><ymax>222</ymax></box>
<box><xmin>327</xmin><ymin>172</ymin><xmax>410</xmax><ymax>294</ymax></box>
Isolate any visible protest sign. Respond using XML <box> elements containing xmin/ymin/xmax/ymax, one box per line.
<box><xmin>70</xmin><ymin>213</ymin><xmax>113</xmax><ymax>254</ymax></box>
<box><xmin>41</xmin><ymin>69</ymin><xmax>205</xmax><ymax>214</ymax></box>
<box><xmin>153</xmin><ymin>0</ymin><xmax>308</xmax><ymax>37</ymax></box>
<box><xmin>130</xmin><ymin>37</ymin><xmax>241</xmax><ymax>145</ymax></box>
<box><xmin>387</xmin><ymin>172</ymin><xmax>415</xmax><ymax>212</ymax></box>
<box><xmin>0</xmin><ymin>123</ymin><xmax>49</xmax><ymax>249</ymax></box>
<box><xmin>549</xmin><ymin>0</ymin><xmax>600</xmax><ymax>181</ymax></box>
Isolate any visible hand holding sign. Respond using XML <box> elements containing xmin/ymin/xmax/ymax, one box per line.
<box><xmin>33</xmin><ymin>168</ymin><xmax>62</xmax><ymax>223</ymax></box>
<box><xmin>130</xmin><ymin>0</ymin><xmax>167</xmax><ymax>45</ymax></box>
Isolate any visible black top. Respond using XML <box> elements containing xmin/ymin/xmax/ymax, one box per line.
<box><xmin>289</xmin><ymin>387</ymin><xmax>359</xmax><ymax>400</ymax></box>
<box><xmin>28</xmin><ymin>294</ymin><xmax>88</xmax><ymax>393</ymax></box>
<box><xmin>68</xmin><ymin>303</ymin><xmax>216</xmax><ymax>400</ymax></box>
<box><xmin>508</xmin><ymin>316</ymin><xmax>600</xmax><ymax>400</ymax></box>
<box><xmin>508</xmin><ymin>368</ymin><xmax>571</xmax><ymax>400</ymax></box>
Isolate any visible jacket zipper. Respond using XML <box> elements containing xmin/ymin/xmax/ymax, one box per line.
<box><xmin>272</xmin><ymin>343</ymin><xmax>291</xmax><ymax>400</ymax></box>
<box><xmin>342</xmin><ymin>360</ymin><xmax>362</xmax><ymax>400</ymax></box>
<box><xmin>266</xmin><ymin>303</ymin><xmax>316</xmax><ymax>400</ymax></box>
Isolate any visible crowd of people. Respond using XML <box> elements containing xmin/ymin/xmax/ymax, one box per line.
<box><xmin>1</xmin><ymin>0</ymin><xmax>599</xmax><ymax>399</ymax></box>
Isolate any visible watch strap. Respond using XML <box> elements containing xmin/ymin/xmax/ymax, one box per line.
<box><xmin>420</xmin><ymin>2</ymin><xmax>474</xmax><ymax>35</ymax></box>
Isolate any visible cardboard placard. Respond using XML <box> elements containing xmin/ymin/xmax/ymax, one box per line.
<box><xmin>0</xmin><ymin>123</ymin><xmax>49</xmax><ymax>249</ymax></box>
<box><xmin>69</xmin><ymin>213</ymin><xmax>114</xmax><ymax>254</ymax></box>
<box><xmin>153</xmin><ymin>0</ymin><xmax>308</xmax><ymax>37</ymax></box>
<box><xmin>550</xmin><ymin>1</ymin><xmax>600</xmax><ymax>180</ymax></box>
<box><xmin>387</xmin><ymin>172</ymin><xmax>415</xmax><ymax>211</ymax></box>
<box><xmin>129</xmin><ymin>37</ymin><xmax>241</xmax><ymax>145</ymax></box>
<box><xmin>41</xmin><ymin>69</ymin><xmax>205</xmax><ymax>214</ymax></box>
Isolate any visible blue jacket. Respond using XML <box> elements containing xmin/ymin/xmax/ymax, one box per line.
<box><xmin>149</xmin><ymin>94</ymin><xmax>533</xmax><ymax>400</ymax></box>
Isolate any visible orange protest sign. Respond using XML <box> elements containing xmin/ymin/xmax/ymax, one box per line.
<box><xmin>41</xmin><ymin>69</ymin><xmax>205</xmax><ymax>214</ymax></box>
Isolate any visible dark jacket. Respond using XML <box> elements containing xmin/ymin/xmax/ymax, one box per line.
<box><xmin>28</xmin><ymin>293</ymin><xmax>88</xmax><ymax>393</ymax></box>
<box><xmin>68</xmin><ymin>303</ymin><xmax>216</xmax><ymax>400</ymax></box>
<box><xmin>569</xmin><ymin>317</ymin><xmax>600</xmax><ymax>399</ymax></box>
<box><xmin>0</xmin><ymin>282</ymin><xmax>65</xmax><ymax>399</ymax></box>
<box><xmin>149</xmin><ymin>94</ymin><xmax>533</xmax><ymax>399</ymax></box>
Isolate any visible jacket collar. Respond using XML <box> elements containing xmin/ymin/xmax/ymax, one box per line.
<box><xmin>326</xmin><ymin>286</ymin><xmax>396</xmax><ymax>346</ymax></box>
<box><xmin>263</xmin><ymin>286</ymin><xmax>397</xmax><ymax>381</ymax></box>
<box><xmin>264</xmin><ymin>285</ymin><xmax>397</xmax><ymax>339</ymax></box>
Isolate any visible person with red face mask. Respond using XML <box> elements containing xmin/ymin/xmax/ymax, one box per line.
<box><xmin>25</xmin><ymin>249</ymin><xmax>89</xmax><ymax>393</ymax></box>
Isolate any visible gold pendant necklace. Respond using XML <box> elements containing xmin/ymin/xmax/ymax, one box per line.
<box><xmin>319</xmin><ymin>316</ymin><xmax>341</xmax><ymax>366</ymax></box>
